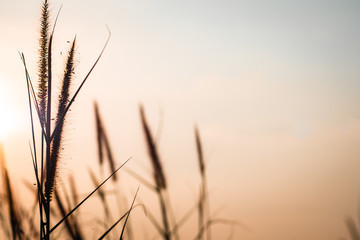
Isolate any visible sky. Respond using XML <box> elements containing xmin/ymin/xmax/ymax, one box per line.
<box><xmin>1</xmin><ymin>0</ymin><xmax>360</xmax><ymax>239</ymax></box>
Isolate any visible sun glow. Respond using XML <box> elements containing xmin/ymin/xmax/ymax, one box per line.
<box><xmin>0</xmin><ymin>86</ymin><xmax>20</xmax><ymax>140</ymax></box>
<box><xmin>0</xmin><ymin>104</ymin><xmax>17</xmax><ymax>140</ymax></box>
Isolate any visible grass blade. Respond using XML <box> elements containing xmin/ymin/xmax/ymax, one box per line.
<box><xmin>97</xmin><ymin>187</ymin><xmax>139</xmax><ymax>240</ymax></box>
<box><xmin>119</xmin><ymin>186</ymin><xmax>140</xmax><ymax>239</ymax></box>
<box><xmin>51</xmin><ymin>27</ymin><xmax>111</xmax><ymax>143</ymax></box>
<box><xmin>46</xmin><ymin>157</ymin><xmax>131</xmax><ymax>237</ymax></box>
<box><xmin>88</xmin><ymin>168</ymin><xmax>110</xmax><ymax>218</ymax></box>
<box><xmin>54</xmin><ymin>190</ymin><xmax>77</xmax><ymax>239</ymax></box>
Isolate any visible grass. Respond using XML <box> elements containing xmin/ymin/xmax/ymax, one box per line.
<box><xmin>0</xmin><ymin>0</ymin><xmax>236</xmax><ymax>239</ymax></box>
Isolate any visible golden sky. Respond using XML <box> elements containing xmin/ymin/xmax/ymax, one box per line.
<box><xmin>1</xmin><ymin>0</ymin><xmax>360</xmax><ymax>239</ymax></box>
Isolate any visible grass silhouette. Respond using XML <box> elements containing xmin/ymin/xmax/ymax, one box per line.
<box><xmin>0</xmin><ymin>1</ymin><xmax>235</xmax><ymax>239</ymax></box>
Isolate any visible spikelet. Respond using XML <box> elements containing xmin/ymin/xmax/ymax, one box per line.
<box><xmin>139</xmin><ymin>104</ymin><xmax>166</xmax><ymax>190</ymax></box>
<box><xmin>45</xmin><ymin>38</ymin><xmax>76</xmax><ymax>201</ymax></box>
<box><xmin>94</xmin><ymin>102</ymin><xmax>104</xmax><ymax>165</ymax></box>
<box><xmin>102</xmin><ymin>124</ymin><xmax>117</xmax><ymax>182</ymax></box>
<box><xmin>94</xmin><ymin>102</ymin><xmax>117</xmax><ymax>181</ymax></box>
<box><xmin>195</xmin><ymin>125</ymin><xmax>205</xmax><ymax>177</ymax></box>
<box><xmin>37</xmin><ymin>0</ymin><xmax>50</xmax><ymax>124</ymax></box>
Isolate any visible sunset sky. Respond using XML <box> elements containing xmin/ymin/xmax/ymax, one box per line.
<box><xmin>1</xmin><ymin>0</ymin><xmax>360</xmax><ymax>239</ymax></box>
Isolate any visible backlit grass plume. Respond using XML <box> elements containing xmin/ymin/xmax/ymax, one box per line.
<box><xmin>139</xmin><ymin>105</ymin><xmax>166</xmax><ymax>190</ymax></box>
<box><xmin>5</xmin><ymin>0</ymin><xmax>236</xmax><ymax>239</ymax></box>
<box><xmin>37</xmin><ymin>0</ymin><xmax>50</xmax><ymax>124</ymax></box>
<box><xmin>94</xmin><ymin>102</ymin><xmax>105</xmax><ymax>166</ymax></box>
<box><xmin>45</xmin><ymin>38</ymin><xmax>76</xmax><ymax>201</ymax></box>
<box><xmin>94</xmin><ymin>101</ymin><xmax>117</xmax><ymax>181</ymax></box>
<box><xmin>20</xmin><ymin>0</ymin><xmax>111</xmax><ymax>238</ymax></box>
<box><xmin>194</xmin><ymin>125</ymin><xmax>211</xmax><ymax>240</ymax></box>
<box><xmin>139</xmin><ymin>104</ymin><xmax>171</xmax><ymax>240</ymax></box>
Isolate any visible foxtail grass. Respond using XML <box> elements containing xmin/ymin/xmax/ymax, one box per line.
<box><xmin>94</xmin><ymin>101</ymin><xmax>117</xmax><ymax>181</ymax></box>
<box><xmin>20</xmin><ymin>0</ymin><xmax>113</xmax><ymax>239</ymax></box>
<box><xmin>194</xmin><ymin>125</ymin><xmax>211</xmax><ymax>240</ymax></box>
<box><xmin>45</xmin><ymin>37</ymin><xmax>76</xmax><ymax>202</ymax></box>
<box><xmin>139</xmin><ymin>104</ymin><xmax>171</xmax><ymax>240</ymax></box>
<box><xmin>37</xmin><ymin>0</ymin><xmax>49</xmax><ymax>124</ymax></box>
<box><xmin>94</xmin><ymin>101</ymin><xmax>135</xmax><ymax>239</ymax></box>
<box><xmin>5</xmin><ymin>1</ymin><xmax>232</xmax><ymax>239</ymax></box>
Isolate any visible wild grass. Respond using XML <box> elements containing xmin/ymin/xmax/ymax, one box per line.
<box><xmin>0</xmin><ymin>0</ymin><xmax>236</xmax><ymax>239</ymax></box>
<box><xmin>139</xmin><ymin>104</ymin><xmax>171</xmax><ymax>240</ymax></box>
<box><xmin>1</xmin><ymin>144</ymin><xmax>22</xmax><ymax>240</ymax></box>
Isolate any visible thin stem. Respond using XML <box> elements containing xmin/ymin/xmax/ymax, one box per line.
<box><xmin>158</xmin><ymin>189</ymin><xmax>170</xmax><ymax>240</ymax></box>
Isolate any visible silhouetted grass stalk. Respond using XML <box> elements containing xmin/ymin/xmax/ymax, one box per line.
<box><xmin>93</xmin><ymin>101</ymin><xmax>134</xmax><ymax>239</ymax></box>
<box><xmin>194</xmin><ymin>126</ymin><xmax>211</xmax><ymax>240</ymax></box>
<box><xmin>20</xmin><ymin>0</ymin><xmax>112</xmax><ymax>239</ymax></box>
<box><xmin>0</xmin><ymin>143</ymin><xmax>23</xmax><ymax>240</ymax></box>
<box><xmin>139</xmin><ymin>105</ymin><xmax>171</xmax><ymax>240</ymax></box>
<box><xmin>8</xmin><ymin>0</ymin><xmax>232</xmax><ymax>239</ymax></box>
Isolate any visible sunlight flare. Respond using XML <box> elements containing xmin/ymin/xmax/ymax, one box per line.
<box><xmin>0</xmin><ymin>88</ymin><xmax>19</xmax><ymax>140</ymax></box>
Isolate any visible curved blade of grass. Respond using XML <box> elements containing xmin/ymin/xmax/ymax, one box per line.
<box><xmin>24</xmin><ymin>53</ymin><xmax>40</xmax><ymax>181</ymax></box>
<box><xmin>45</xmin><ymin>1</ymin><xmax>63</xmax><ymax>145</ymax></box>
<box><xmin>45</xmin><ymin>4</ymin><xmax>63</xmax><ymax>131</ymax></box>
<box><xmin>45</xmin><ymin>157</ymin><xmax>131</xmax><ymax>237</ymax></box>
<box><xmin>97</xmin><ymin>187</ymin><xmax>139</xmax><ymax>240</ymax></box>
<box><xmin>97</xmin><ymin>210</ymin><xmax>128</xmax><ymax>240</ymax></box>
<box><xmin>29</xmin><ymin>143</ymin><xmax>46</xmax><ymax>203</ymax></box>
<box><xmin>51</xmin><ymin>27</ymin><xmax>111</xmax><ymax>143</ymax></box>
<box><xmin>20</xmin><ymin>53</ymin><xmax>48</xmax><ymax>142</ymax></box>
